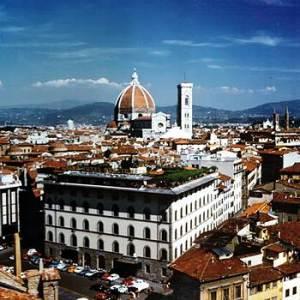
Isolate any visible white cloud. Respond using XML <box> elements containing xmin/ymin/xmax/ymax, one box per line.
<box><xmin>226</xmin><ymin>34</ymin><xmax>282</xmax><ymax>46</ymax></box>
<box><xmin>0</xmin><ymin>26</ymin><xmax>25</xmax><ymax>33</ymax></box>
<box><xmin>32</xmin><ymin>77</ymin><xmax>124</xmax><ymax>89</ymax></box>
<box><xmin>149</xmin><ymin>50</ymin><xmax>170</xmax><ymax>56</ymax></box>
<box><xmin>0</xmin><ymin>41</ymin><xmax>86</xmax><ymax>48</ymax></box>
<box><xmin>246</xmin><ymin>0</ymin><xmax>298</xmax><ymax>7</ymax></box>
<box><xmin>207</xmin><ymin>64</ymin><xmax>223</xmax><ymax>69</ymax></box>
<box><xmin>162</xmin><ymin>39</ymin><xmax>229</xmax><ymax>48</ymax></box>
<box><xmin>0</xmin><ymin>80</ymin><xmax>3</xmax><ymax>88</ymax></box>
<box><xmin>259</xmin><ymin>86</ymin><xmax>277</xmax><ymax>93</ymax></box>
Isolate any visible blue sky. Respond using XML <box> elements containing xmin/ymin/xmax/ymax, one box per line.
<box><xmin>0</xmin><ymin>0</ymin><xmax>299</xmax><ymax>110</ymax></box>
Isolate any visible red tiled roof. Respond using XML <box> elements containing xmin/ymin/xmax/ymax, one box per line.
<box><xmin>249</xmin><ymin>265</ymin><xmax>282</xmax><ymax>286</ymax></box>
<box><xmin>280</xmin><ymin>163</ymin><xmax>300</xmax><ymax>174</ymax></box>
<box><xmin>0</xmin><ymin>288</ymin><xmax>38</xmax><ymax>300</ymax></box>
<box><xmin>272</xmin><ymin>192</ymin><xmax>300</xmax><ymax>205</ymax></box>
<box><xmin>170</xmin><ymin>246</ymin><xmax>248</xmax><ymax>282</ymax></box>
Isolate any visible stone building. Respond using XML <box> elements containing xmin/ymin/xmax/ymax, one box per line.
<box><xmin>43</xmin><ymin>168</ymin><xmax>236</xmax><ymax>280</ymax></box>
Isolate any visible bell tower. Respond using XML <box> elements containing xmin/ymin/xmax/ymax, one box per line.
<box><xmin>177</xmin><ymin>82</ymin><xmax>193</xmax><ymax>138</ymax></box>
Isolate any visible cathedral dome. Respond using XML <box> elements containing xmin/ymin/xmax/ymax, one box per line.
<box><xmin>115</xmin><ymin>71</ymin><xmax>155</xmax><ymax>117</ymax></box>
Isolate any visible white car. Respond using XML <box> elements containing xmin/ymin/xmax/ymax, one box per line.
<box><xmin>56</xmin><ymin>263</ymin><xmax>67</xmax><ymax>271</ymax></box>
<box><xmin>27</xmin><ymin>248</ymin><xmax>38</xmax><ymax>256</ymax></box>
<box><xmin>84</xmin><ymin>269</ymin><xmax>98</xmax><ymax>277</ymax></box>
<box><xmin>129</xmin><ymin>279</ymin><xmax>150</xmax><ymax>292</ymax></box>
<box><xmin>110</xmin><ymin>284</ymin><xmax>128</xmax><ymax>294</ymax></box>
<box><xmin>74</xmin><ymin>266</ymin><xmax>85</xmax><ymax>274</ymax></box>
<box><xmin>0</xmin><ymin>245</ymin><xmax>5</xmax><ymax>251</ymax></box>
<box><xmin>107</xmin><ymin>273</ymin><xmax>120</xmax><ymax>282</ymax></box>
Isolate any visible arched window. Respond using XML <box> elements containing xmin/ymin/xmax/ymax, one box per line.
<box><xmin>160</xmin><ymin>248</ymin><xmax>168</xmax><ymax>261</ymax></box>
<box><xmin>83</xmin><ymin>237</ymin><xmax>90</xmax><ymax>248</ymax></box>
<box><xmin>174</xmin><ymin>229</ymin><xmax>178</xmax><ymax>240</ymax></box>
<box><xmin>160</xmin><ymin>229</ymin><xmax>168</xmax><ymax>241</ymax></box>
<box><xmin>144</xmin><ymin>208</ymin><xmax>151</xmax><ymax>220</ymax></box>
<box><xmin>97</xmin><ymin>203</ymin><xmax>103</xmax><ymax>215</ymax></box>
<box><xmin>174</xmin><ymin>210</ymin><xmax>178</xmax><ymax>221</ymax></box>
<box><xmin>144</xmin><ymin>227</ymin><xmax>151</xmax><ymax>239</ymax></box>
<box><xmin>112</xmin><ymin>204</ymin><xmax>119</xmax><ymax>217</ymax></box>
<box><xmin>59</xmin><ymin>233</ymin><xmax>65</xmax><ymax>244</ymax></box>
<box><xmin>83</xmin><ymin>201</ymin><xmax>89</xmax><ymax>213</ymax></box>
<box><xmin>47</xmin><ymin>231</ymin><xmax>53</xmax><ymax>241</ymax></box>
<box><xmin>174</xmin><ymin>248</ymin><xmax>178</xmax><ymax>259</ymax></box>
<box><xmin>71</xmin><ymin>201</ymin><xmax>76</xmax><ymax>212</ymax></box>
<box><xmin>128</xmin><ymin>206</ymin><xmax>135</xmax><ymax>219</ymax></box>
<box><xmin>71</xmin><ymin>218</ymin><xmax>77</xmax><ymax>229</ymax></box>
<box><xmin>59</xmin><ymin>216</ymin><xmax>64</xmax><ymax>227</ymax></box>
<box><xmin>47</xmin><ymin>215</ymin><xmax>53</xmax><ymax>225</ymax></box>
<box><xmin>128</xmin><ymin>225</ymin><xmax>135</xmax><ymax>237</ymax></box>
<box><xmin>83</xmin><ymin>219</ymin><xmax>89</xmax><ymax>231</ymax></box>
<box><xmin>98</xmin><ymin>239</ymin><xmax>104</xmax><ymax>250</ymax></box>
<box><xmin>144</xmin><ymin>246</ymin><xmax>151</xmax><ymax>258</ymax></box>
<box><xmin>180</xmin><ymin>226</ymin><xmax>183</xmax><ymax>237</ymax></box>
<box><xmin>161</xmin><ymin>211</ymin><xmax>167</xmax><ymax>222</ymax></box>
<box><xmin>71</xmin><ymin>234</ymin><xmax>77</xmax><ymax>247</ymax></box>
<box><xmin>112</xmin><ymin>241</ymin><xmax>119</xmax><ymax>253</ymax></box>
<box><xmin>180</xmin><ymin>208</ymin><xmax>183</xmax><ymax>218</ymax></box>
<box><xmin>127</xmin><ymin>243</ymin><xmax>135</xmax><ymax>256</ymax></box>
<box><xmin>98</xmin><ymin>221</ymin><xmax>104</xmax><ymax>233</ymax></box>
<box><xmin>112</xmin><ymin>223</ymin><xmax>119</xmax><ymax>235</ymax></box>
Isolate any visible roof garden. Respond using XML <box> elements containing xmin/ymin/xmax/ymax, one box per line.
<box><xmin>149</xmin><ymin>167</ymin><xmax>216</xmax><ymax>188</ymax></box>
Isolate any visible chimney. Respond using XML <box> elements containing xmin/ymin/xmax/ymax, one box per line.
<box><xmin>14</xmin><ymin>232</ymin><xmax>22</xmax><ymax>278</ymax></box>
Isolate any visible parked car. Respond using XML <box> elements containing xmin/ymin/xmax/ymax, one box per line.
<box><xmin>78</xmin><ymin>267</ymin><xmax>91</xmax><ymax>276</ymax></box>
<box><xmin>56</xmin><ymin>262</ymin><xmax>69</xmax><ymax>271</ymax></box>
<box><xmin>49</xmin><ymin>260</ymin><xmax>60</xmax><ymax>268</ymax></box>
<box><xmin>86</xmin><ymin>269</ymin><xmax>106</xmax><ymax>280</ymax></box>
<box><xmin>27</xmin><ymin>248</ymin><xmax>38</xmax><ymax>256</ymax></box>
<box><xmin>67</xmin><ymin>264</ymin><xmax>77</xmax><ymax>273</ymax></box>
<box><xmin>0</xmin><ymin>245</ymin><xmax>7</xmax><ymax>251</ymax></box>
<box><xmin>106</xmin><ymin>273</ymin><xmax>120</xmax><ymax>282</ymax></box>
<box><xmin>110</xmin><ymin>284</ymin><xmax>128</xmax><ymax>294</ymax></box>
<box><xmin>74</xmin><ymin>265</ymin><xmax>85</xmax><ymax>274</ymax></box>
<box><xmin>129</xmin><ymin>279</ymin><xmax>150</xmax><ymax>293</ymax></box>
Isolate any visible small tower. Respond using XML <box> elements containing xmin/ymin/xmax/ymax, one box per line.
<box><xmin>285</xmin><ymin>106</ymin><xmax>289</xmax><ymax>130</ymax></box>
<box><xmin>273</xmin><ymin>109</ymin><xmax>280</xmax><ymax>131</ymax></box>
<box><xmin>177</xmin><ymin>82</ymin><xmax>193</xmax><ymax>138</ymax></box>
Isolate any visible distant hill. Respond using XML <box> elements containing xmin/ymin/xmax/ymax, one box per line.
<box><xmin>0</xmin><ymin>99</ymin><xmax>299</xmax><ymax>126</ymax></box>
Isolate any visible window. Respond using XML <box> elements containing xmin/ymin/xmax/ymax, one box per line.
<box><xmin>98</xmin><ymin>221</ymin><xmax>104</xmax><ymax>233</ymax></box>
<box><xmin>223</xmin><ymin>288</ymin><xmax>229</xmax><ymax>300</ymax></box>
<box><xmin>128</xmin><ymin>206</ymin><xmax>135</xmax><ymax>219</ymax></box>
<box><xmin>59</xmin><ymin>199</ymin><xmax>64</xmax><ymax>210</ymax></box>
<box><xmin>174</xmin><ymin>229</ymin><xmax>178</xmax><ymax>240</ymax></box>
<box><xmin>59</xmin><ymin>233</ymin><xmax>65</xmax><ymax>244</ymax></box>
<box><xmin>98</xmin><ymin>239</ymin><xmax>104</xmax><ymax>250</ymax></box>
<box><xmin>265</xmin><ymin>283</ymin><xmax>270</xmax><ymax>290</ymax></box>
<box><xmin>144</xmin><ymin>227</ymin><xmax>151</xmax><ymax>239</ymax></box>
<box><xmin>112</xmin><ymin>241</ymin><xmax>119</xmax><ymax>253</ymax></box>
<box><xmin>285</xmin><ymin>289</ymin><xmax>290</xmax><ymax>298</ymax></box>
<box><xmin>71</xmin><ymin>201</ymin><xmax>76</xmax><ymax>212</ymax></box>
<box><xmin>161</xmin><ymin>211</ymin><xmax>167</xmax><ymax>222</ymax></box>
<box><xmin>144</xmin><ymin>208</ymin><xmax>151</xmax><ymax>220</ymax></box>
<box><xmin>47</xmin><ymin>215</ymin><xmax>53</xmax><ymax>225</ymax></box>
<box><xmin>145</xmin><ymin>264</ymin><xmax>150</xmax><ymax>273</ymax></box>
<box><xmin>71</xmin><ymin>218</ymin><xmax>77</xmax><ymax>229</ymax></box>
<box><xmin>97</xmin><ymin>203</ymin><xmax>103</xmax><ymax>215</ymax></box>
<box><xmin>127</xmin><ymin>243</ymin><xmax>135</xmax><ymax>256</ymax></box>
<box><xmin>112</xmin><ymin>204</ymin><xmax>119</xmax><ymax>217</ymax></box>
<box><xmin>128</xmin><ymin>225</ymin><xmax>135</xmax><ymax>237</ymax></box>
<box><xmin>59</xmin><ymin>216</ymin><xmax>64</xmax><ymax>227</ymax></box>
<box><xmin>83</xmin><ymin>219</ymin><xmax>89</xmax><ymax>231</ymax></box>
<box><xmin>71</xmin><ymin>234</ymin><xmax>77</xmax><ymax>247</ymax></box>
<box><xmin>83</xmin><ymin>237</ymin><xmax>90</xmax><ymax>248</ymax></box>
<box><xmin>174</xmin><ymin>210</ymin><xmax>177</xmax><ymax>221</ymax></box>
<box><xmin>47</xmin><ymin>231</ymin><xmax>53</xmax><ymax>242</ymax></box>
<box><xmin>162</xmin><ymin>267</ymin><xmax>167</xmax><ymax>277</ymax></box>
<box><xmin>180</xmin><ymin>226</ymin><xmax>183</xmax><ymax>236</ymax></box>
<box><xmin>235</xmin><ymin>285</ymin><xmax>242</xmax><ymax>299</ymax></box>
<box><xmin>160</xmin><ymin>248</ymin><xmax>168</xmax><ymax>261</ymax></box>
<box><xmin>97</xmin><ymin>191</ymin><xmax>104</xmax><ymax>199</ymax></box>
<box><xmin>160</xmin><ymin>230</ymin><xmax>167</xmax><ymax>241</ymax></box>
<box><xmin>144</xmin><ymin>246</ymin><xmax>151</xmax><ymax>258</ymax></box>
<box><xmin>210</xmin><ymin>290</ymin><xmax>217</xmax><ymax>300</ymax></box>
<box><xmin>180</xmin><ymin>208</ymin><xmax>183</xmax><ymax>218</ymax></box>
<box><xmin>174</xmin><ymin>248</ymin><xmax>178</xmax><ymax>259</ymax></box>
<box><xmin>293</xmin><ymin>287</ymin><xmax>297</xmax><ymax>295</ymax></box>
<box><xmin>113</xmin><ymin>223</ymin><xmax>119</xmax><ymax>235</ymax></box>
<box><xmin>272</xmin><ymin>281</ymin><xmax>277</xmax><ymax>288</ymax></box>
<box><xmin>83</xmin><ymin>202</ymin><xmax>89</xmax><ymax>213</ymax></box>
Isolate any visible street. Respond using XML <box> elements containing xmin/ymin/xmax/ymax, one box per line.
<box><xmin>0</xmin><ymin>248</ymin><xmax>172</xmax><ymax>300</ymax></box>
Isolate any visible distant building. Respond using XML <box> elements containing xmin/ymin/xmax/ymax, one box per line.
<box><xmin>177</xmin><ymin>82</ymin><xmax>193</xmax><ymax>138</ymax></box>
<box><xmin>0</xmin><ymin>170</ymin><xmax>21</xmax><ymax>244</ymax></box>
